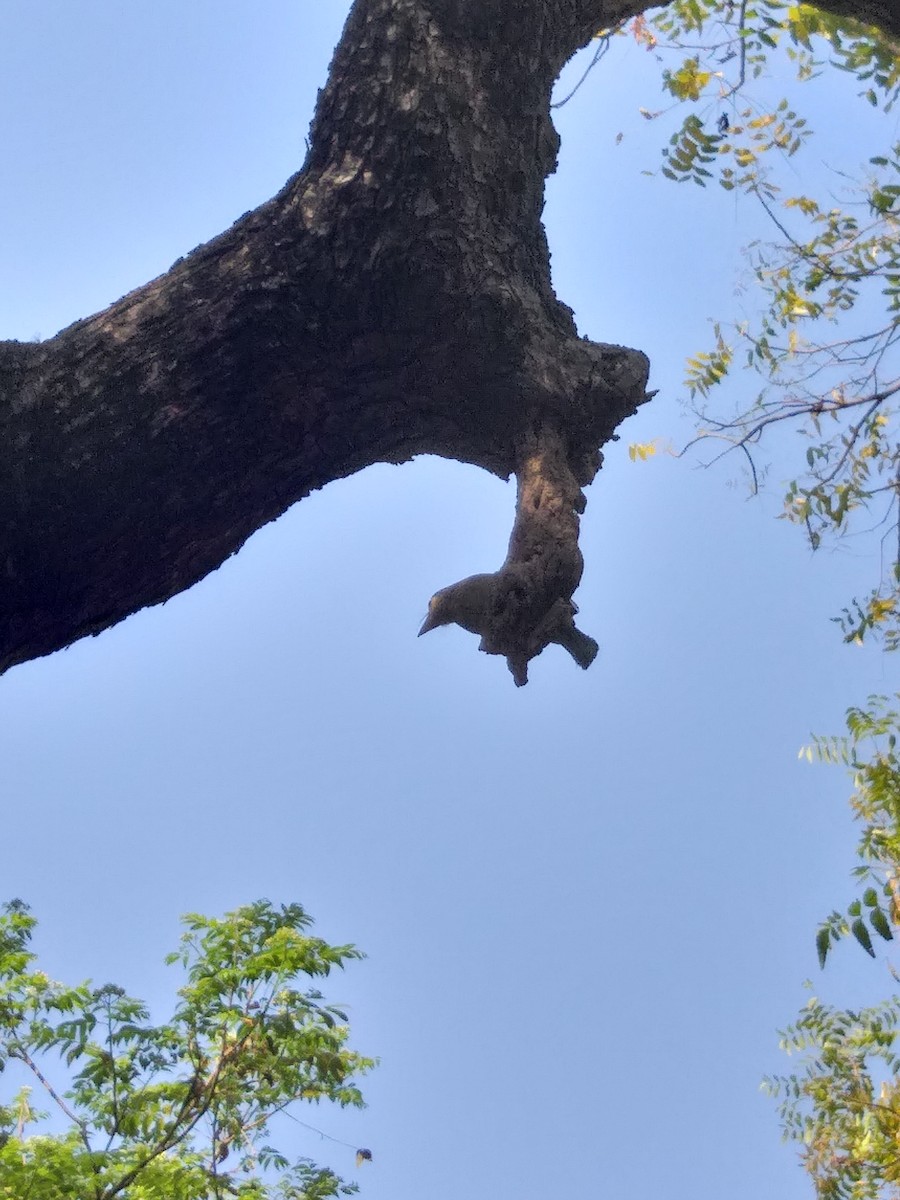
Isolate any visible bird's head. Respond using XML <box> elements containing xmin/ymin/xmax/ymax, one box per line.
<box><xmin>418</xmin><ymin>589</ymin><xmax>452</xmax><ymax>636</ymax></box>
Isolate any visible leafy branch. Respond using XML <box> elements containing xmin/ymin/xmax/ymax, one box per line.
<box><xmin>621</xmin><ymin>1</ymin><xmax>900</xmax><ymax>650</ymax></box>
<box><xmin>765</xmin><ymin>696</ymin><xmax>900</xmax><ymax>1199</ymax></box>
<box><xmin>0</xmin><ymin>900</ymin><xmax>374</xmax><ymax>1200</ymax></box>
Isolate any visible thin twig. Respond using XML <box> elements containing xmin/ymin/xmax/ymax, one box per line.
<box><xmin>723</xmin><ymin>0</ymin><xmax>748</xmax><ymax>98</ymax></box>
<box><xmin>551</xmin><ymin>29</ymin><xmax>615</xmax><ymax>108</ymax></box>
<box><xmin>8</xmin><ymin>1046</ymin><xmax>89</xmax><ymax>1140</ymax></box>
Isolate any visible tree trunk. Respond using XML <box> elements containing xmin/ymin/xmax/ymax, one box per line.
<box><xmin>1</xmin><ymin>0</ymin><xmax>894</xmax><ymax>682</ymax></box>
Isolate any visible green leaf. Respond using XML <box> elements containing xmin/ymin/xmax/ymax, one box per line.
<box><xmin>816</xmin><ymin>925</ymin><xmax>830</xmax><ymax>968</ymax></box>
<box><xmin>870</xmin><ymin>907</ymin><xmax>894</xmax><ymax>942</ymax></box>
<box><xmin>851</xmin><ymin>917</ymin><xmax>876</xmax><ymax>957</ymax></box>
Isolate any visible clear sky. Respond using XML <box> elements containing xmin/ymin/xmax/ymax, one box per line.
<box><xmin>1</xmin><ymin>4</ymin><xmax>897</xmax><ymax>1198</ymax></box>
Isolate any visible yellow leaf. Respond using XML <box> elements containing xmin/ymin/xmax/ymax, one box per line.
<box><xmin>870</xmin><ymin>597</ymin><xmax>896</xmax><ymax>622</ymax></box>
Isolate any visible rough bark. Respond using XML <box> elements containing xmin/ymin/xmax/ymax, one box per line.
<box><xmin>815</xmin><ymin>0</ymin><xmax>899</xmax><ymax>39</ymax></box>
<box><xmin>1</xmin><ymin>0</ymin><xmax>895</xmax><ymax>682</ymax></box>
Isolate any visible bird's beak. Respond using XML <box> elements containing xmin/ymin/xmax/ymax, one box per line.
<box><xmin>418</xmin><ymin>612</ymin><xmax>438</xmax><ymax>636</ymax></box>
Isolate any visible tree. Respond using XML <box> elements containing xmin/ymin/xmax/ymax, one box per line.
<box><xmin>0</xmin><ymin>900</ymin><xmax>374</xmax><ymax>1200</ymax></box>
<box><xmin>766</xmin><ymin>695</ymin><xmax>900</xmax><ymax>1199</ymax></box>
<box><xmin>1</xmin><ymin>0</ymin><xmax>897</xmax><ymax>684</ymax></box>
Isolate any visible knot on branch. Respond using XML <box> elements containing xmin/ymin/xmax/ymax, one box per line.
<box><xmin>418</xmin><ymin>423</ymin><xmax>598</xmax><ymax>685</ymax></box>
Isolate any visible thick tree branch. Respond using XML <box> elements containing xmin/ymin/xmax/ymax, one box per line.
<box><xmin>810</xmin><ymin>0</ymin><xmax>900</xmax><ymax>39</ymax></box>
<box><xmin>1</xmin><ymin>0</ymin><xmax>653</xmax><ymax>682</ymax></box>
<box><xmin>2</xmin><ymin>0</ymin><xmax>893</xmax><ymax>681</ymax></box>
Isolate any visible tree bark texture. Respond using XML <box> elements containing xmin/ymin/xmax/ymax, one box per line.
<box><xmin>1</xmin><ymin>0</ymin><xmax>896</xmax><ymax>682</ymax></box>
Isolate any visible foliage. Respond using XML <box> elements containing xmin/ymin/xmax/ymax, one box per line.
<box><xmin>801</xmin><ymin>696</ymin><xmax>900</xmax><ymax>967</ymax></box>
<box><xmin>0</xmin><ymin>900</ymin><xmax>374</xmax><ymax>1200</ymax></box>
<box><xmin>765</xmin><ymin>695</ymin><xmax>900</xmax><ymax>1199</ymax></box>
<box><xmin>625</xmin><ymin>1</ymin><xmax>900</xmax><ymax>650</ymax></box>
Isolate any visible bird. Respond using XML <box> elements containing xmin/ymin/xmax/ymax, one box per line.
<box><xmin>418</xmin><ymin>573</ymin><xmax>499</xmax><ymax>638</ymax></box>
<box><xmin>419</xmin><ymin>576</ymin><xmax>598</xmax><ymax>674</ymax></box>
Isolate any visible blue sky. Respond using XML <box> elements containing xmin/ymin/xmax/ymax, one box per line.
<box><xmin>1</xmin><ymin>4</ymin><xmax>898</xmax><ymax>1198</ymax></box>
